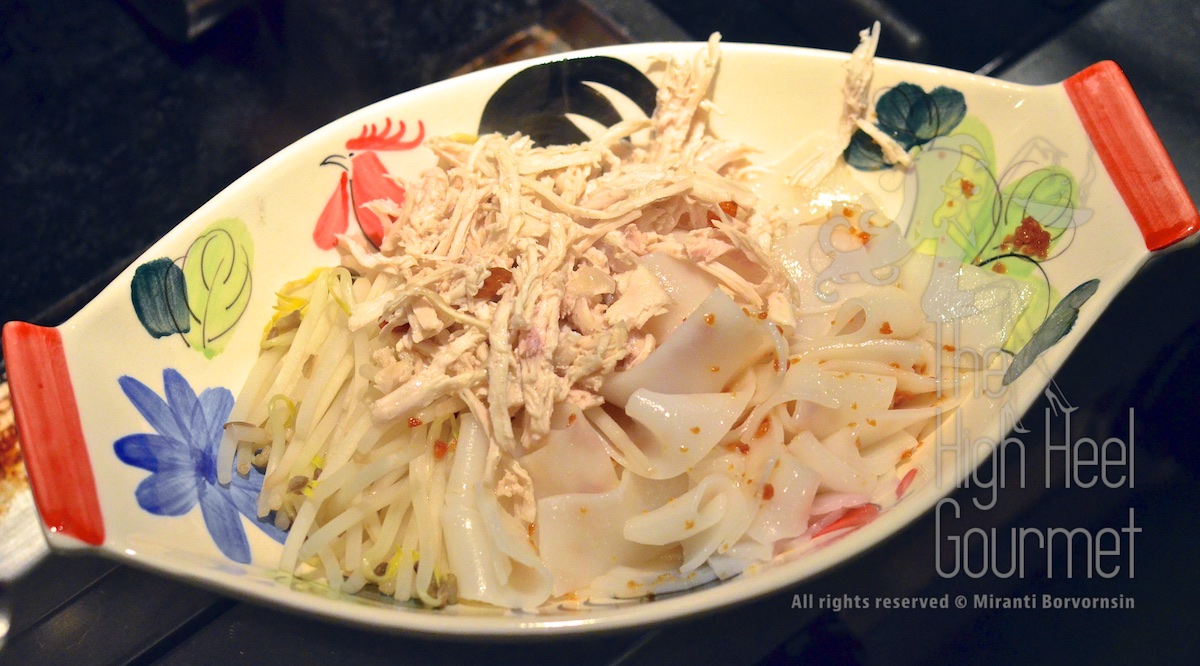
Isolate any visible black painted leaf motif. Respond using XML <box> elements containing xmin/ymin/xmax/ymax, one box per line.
<box><xmin>1003</xmin><ymin>279</ymin><xmax>1100</xmax><ymax>386</ymax></box>
<box><xmin>131</xmin><ymin>257</ymin><xmax>190</xmax><ymax>338</ymax></box>
<box><xmin>845</xmin><ymin>83</ymin><xmax>967</xmax><ymax>170</ymax></box>
<box><xmin>874</xmin><ymin>82</ymin><xmax>925</xmax><ymax>148</ymax></box>
<box><xmin>922</xmin><ymin>86</ymin><xmax>967</xmax><ymax>140</ymax></box>
<box><xmin>845</xmin><ymin>129</ymin><xmax>891</xmax><ymax>170</ymax></box>
<box><xmin>479</xmin><ymin>56</ymin><xmax>658</xmax><ymax>147</ymax></box>
<box><xmin>875</xmin><ymin>83</ymin><xmax>966</xmax><ymax>146</ymax></box>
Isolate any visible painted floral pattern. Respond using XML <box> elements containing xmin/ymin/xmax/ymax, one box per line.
<box><xmin>113</xmin><ymin>368</ymin><xmax>285</xmax><ymax>563</ymax></box>
<box><xmin>130</xmin><ymin>217</ymin><xmax>254</xmax><ymax>359</ymax></box>
<box><xmin>846</xmin><ymin>83</ymin><xmax>1098</xmax><ymax>383</ymax></box>
<box><xmin>845</xmin><ymin>83</ymin><xmax>966</xmax><ymax>170</ymax></box>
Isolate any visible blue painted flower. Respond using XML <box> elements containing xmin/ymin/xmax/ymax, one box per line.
<box><xmin>114</xmin><ymin>368</ymin><xmax>286</xmax><ymax>563</ymax></box>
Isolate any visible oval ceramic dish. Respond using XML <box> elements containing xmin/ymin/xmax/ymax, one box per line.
<box><xmin>4</xmin><ymin>41</ymin><xmax>1198</xmax><ymax>635</ymax></box>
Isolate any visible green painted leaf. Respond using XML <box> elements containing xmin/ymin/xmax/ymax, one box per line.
<box><xmin>918</xmin><ymin>87</ymin><xmax>967</xmax><ymax>142</ymax></box>
<box><xmin>996</xmin><ymin>166</ymin><xmax>1078</xmax><ymax>259</ymax></box>
<box><xmin>846</xmin><ymin>83</ymin><xmax>966</xmax><ymax>171</ymax></box>
<box><xmin>845</xmin><ymin>129</ymin><xmax>891</xmax><ymax>170</ymax></box>
<box><xmin>874</xmin><ymin>83</ymin><xmax>966</xmax><ymax>146</ymax></box>
<box><xmin>1002</xmin><ymin>279</ymin><xmax>1099</xmax><ymax>385</ymax></box>
<box><xmin>131</xmin><ymin>257</ymin><xmax>190</xmax><ymax>338</ymax></box>
<box><xmin>181</xmin><ymin>218</ymin><xmax>254</xmax><ymax>359</ymax></box>
<box><xmin>903</xmin><ymin>116</ymin><xmax>998</xmax><ymax>262</ymax></box>
<box><xmin>875</xmin><ymin>82</ymin><xmax>925</xmax><ymax>146</ymax></box>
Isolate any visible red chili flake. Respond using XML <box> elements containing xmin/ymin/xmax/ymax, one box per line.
<box><xmin>900</xmin><ymin>448</ymin><xmax>916</xmax><ymax>461</ymax></box>
<box><xmin>476</xmin><ymin>267</ymin><xmax>513</xmax><ymax>300</ymax></box>
<box><xmin>842</xmin><ymin>206</ymin><xmax>856</xmax><ymax>218</ymax></box>
<box><xmin>773</xmin><ymin>358</ymin><xmax>781</xmax><ymax>373</ymax></box>
<box><xmin>891</xmin><ymin>390</ymin><xmax>916</xmax><ymax>409</ymax></box>
<box><xmin>896</xmin><ymin>468</ymin><xmax>919</xmax><ymax>498</ymax></box>
<box><xmin>879</xmin><ymin>321</ymin><xmax>893</xmax><ymax>335</ymax></box>
<box><xmin>991</xmin><ymin>262</ymin><xmax>1008</xmax><ymax>274</ymax></box>
<box><xmin>960</xmin><ymin>179</ymin><xmax>976</xmax><ymax>197</ymax></box>
<box><xmin>999</xmin><ymin>216</ymin><xmax>1051</xmax><ymax>259</ymax></box>
<box><xmin>762</xmin><ymin>483</ymin><xmax>775</xmax><ymax>500</ymax></box>
<box><xmin>703</xmin><ymin>313</ymin><xmax>716</xmax><ymax>325</ymax></box>
<box><xmin>433</xmin><ymin>439</ymin><xmax>449</xmax><ymax>460</ymax></box>
<box><xmin>853</xmin><ymin>227</ymin><xmax>871</xmax><ymax>245</ymax></box>
<box><xmin>813</xmin><ymin>504</ymin><xmax>880</xmax><ymax>538</ymax></box>
<box><xmin>719</xmin><ymin>200</ymin><xmax>739</xmax><ymax>217</ymax></box>
<box><xmin>408</xmin><ymin>417</ymin><xmax>423</xmax><ymax>428</ymax></box>
<box><xmin>756</xmin><ymin>311</ymin><xmax>768</xmax><ymax>320</ymax></box>
<box><xmin>567</xmin><ymin>412</ymin><xmax>577</xmax><ymax>426</ymax></box>
<box><xmin>689</xmin><ymin>426</ymin><xmax>701</xmax><ymax>434</ymax></box>
<box><xmin>913</xmin><ymin>362</ymin><xmax>928</xmax><ymax>375</ymax></box>
<box><xmin>755</xmin><ymin>417</ymin><xmax>771</xmax><ymax>439</ymax></box>
<box><xmin>725</xmin><ymin>441</ymin><xmax>750</xmax><ymax>454</ymax></box>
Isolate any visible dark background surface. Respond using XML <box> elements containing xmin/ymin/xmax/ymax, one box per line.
<box><xmin>2</xmin><ymin>0</ymin><xmax>1198</xmax><ymax>663</ymax></box>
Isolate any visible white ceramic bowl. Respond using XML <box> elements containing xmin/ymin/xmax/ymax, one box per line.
<box><xmin>4</xmin><ymin>40</ymin><xmax>1197</xmax><ymax>635</ymax></box>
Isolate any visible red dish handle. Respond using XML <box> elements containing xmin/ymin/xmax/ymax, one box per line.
<box><xmin>2</xmin><ymin>322</ymin><xmax>105</xmax><ymax>546</ymax></box>
<box><xmin>1064</xmin><ymin>61</ymin><xmax>1200</xmax><ymax>250</ymax></box>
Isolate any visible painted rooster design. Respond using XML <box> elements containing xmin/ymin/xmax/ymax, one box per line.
<box><xmin>313</xmin><ymin>118</ymin><xmax>426</xmax><ymax>249</ymax></box>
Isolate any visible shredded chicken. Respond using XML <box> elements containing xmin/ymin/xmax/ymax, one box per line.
<box><xmin>840</xmin><ymin>21</ymin><xmax>881</xmax><ymax>142</ymax></box>
<box><xmin>223</xmin><ymin>29</ymin><xmax>933</xmax><ymax>608</ymax></box>
<box><xmin>342</xmin><ymin>32</ymin><xmax>893</xmax><ymax>454</ymax></box>
<box><xmin>788</xmin><ymin>21</ymin><xmax>910</xmax><ymax>188</ymax></box>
